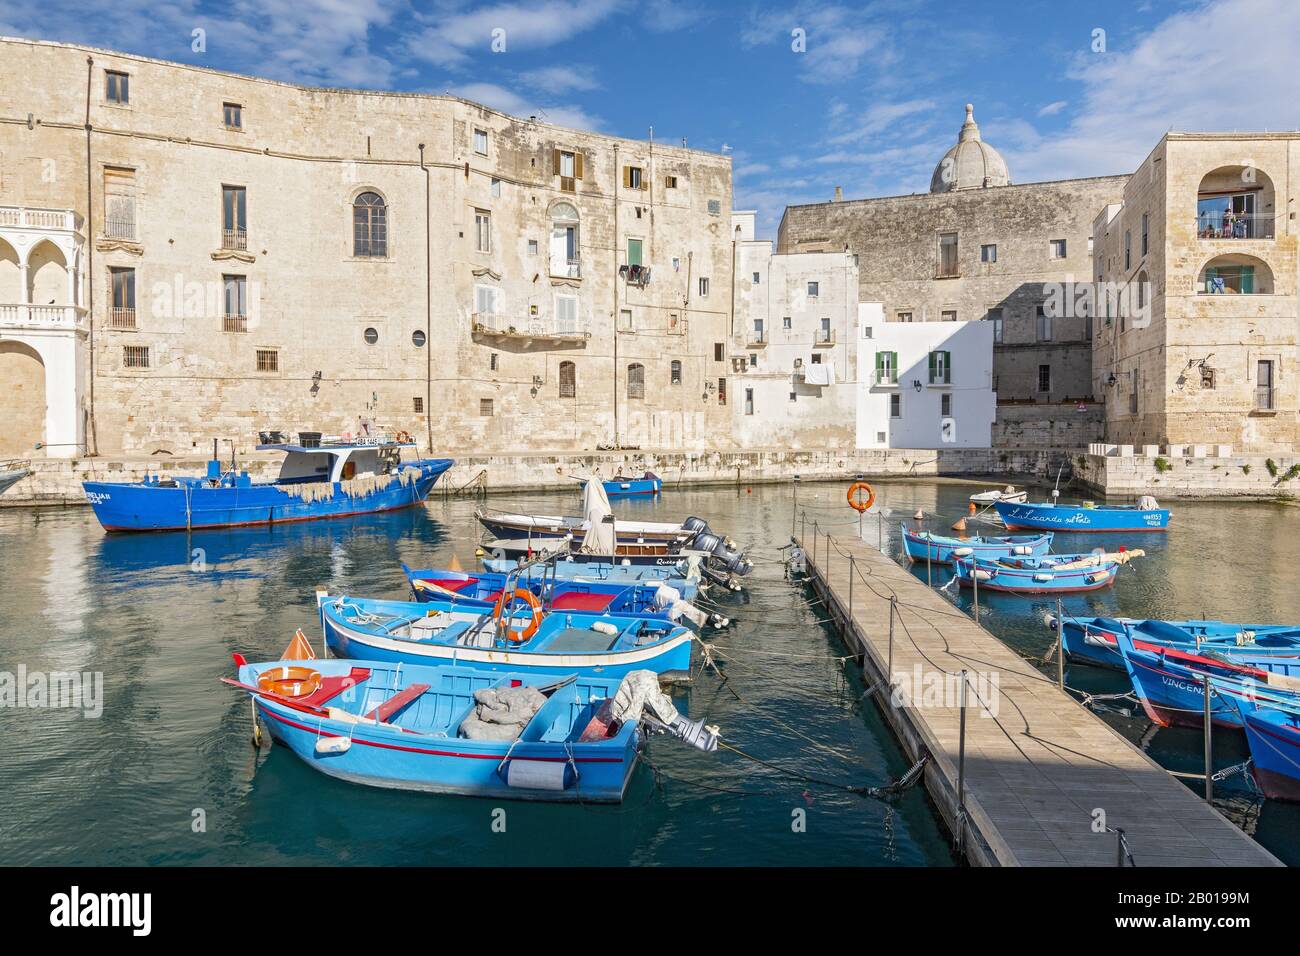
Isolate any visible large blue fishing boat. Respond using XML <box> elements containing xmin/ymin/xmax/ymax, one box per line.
<box><xmin>901</xmin><ymin>526</ymin><xmax>1052</xmax><ymax>565</ymax></box>
<box><xmin>994</xmin><ymin>495</ymin><xmax>1171</xmax><ymax>532</ymax></box>
<box><xmin>1232</xmin><ymin>695</ymin><xmax>1300</xmax><ymax>801</ymax></box>
<box><xmin>319</xmin><ymin>593</ymin><xmax>696</xmax><ymax>678</ymax></box>
<box><xmin>1050</xmin><ymin>615</ymin><xmax>1300</xmax><ymax>670</ymax></box>
<box><xmin>83</xmin><ymin>436</ymin><xmax>452</xmax><ymax>531</ymax></box>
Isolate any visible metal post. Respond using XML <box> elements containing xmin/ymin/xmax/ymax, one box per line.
<box><xmin>848</xmin><ymin>555</ymin><xmax>854</xmax><ymax>615</ymax></box>
<box><xmin>926</xmin><ymin>545</ymin><xmax>932</xmax><ymax>588</ymax></box>
<box><xmin>878</xmin><ymin>511</ymin><xmax>883</xmax><ymax>552</ymax></box>
<box><xmin>971</xmin><ymin>562</ymin><xmax>979</xmax><ymax>621</ymax></box>
<box><xmin>1204</xmin><ymin>678</ymin><xmax>1214</xmax><ymax>804</ymax></box>
<box><xmin>957</xmin><ymin>670</ymin><xmax>968</xmax><ymax>852</ymax></box>
<box><xmin>1056</xmin><ymin>598</ymin><xmax>1065</xmax><ymax>690</ymax></box>
<box><xmin>792</xmin><ymin>476</ymin><xmax>799</xmax><ymax>535</ymax></box>
<box><xmin>801</xmin><ymin>510</ymin><xmax>806</xmax><ymax>543</ymax></box>
<box><xmin>887</xmin><ymin>595</ymin><xmax>896</xmax><ymax>686</ymax></box>
<box><xmin>1115</xmin><ymin>828</ymin><xmax>1126</xmax><ymax>866</ymax></box>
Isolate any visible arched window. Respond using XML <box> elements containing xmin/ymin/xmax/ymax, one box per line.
<box><xmin>550</xmin><ymin>202</ymin><xmax>580</xmax><ymax>278</ymax></box>
<box><xmin>627</xmin><ymin>363</ymin><xmax>645</xmax><ymax>399</ymax></box>
<box><xmin>559</xmin><ymin>361</ymin><xmax>576</xmax><ymax>398</ymax></box>
<box><xmin>670</xmin><ymin>360</ymin><xmax>682</xmax><ymax>385</ymax></box>
<box><xmin>353</xmin><ymin>192</ymin><xmax>387</xmax><ymax>258</ymax></box>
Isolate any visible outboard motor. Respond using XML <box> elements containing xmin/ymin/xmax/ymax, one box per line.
<box><xmin>709</xmin><ymin>538</ymin><xmax>753</xmax><ymax>576</ymax></box>
<box><xmin>681</xmin><ymin>516</ymin><xmax>711</xmax><ymax>538</ymax></box>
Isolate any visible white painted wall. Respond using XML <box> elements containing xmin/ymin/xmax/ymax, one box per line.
<box><xmin>856</xmin><ymin>306</ymin><xmax>995</xmax><ymax>448</ymax></box>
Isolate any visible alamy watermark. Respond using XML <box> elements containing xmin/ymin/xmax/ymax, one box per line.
<box><xmin>890</xmin><ymin>665</ymin><xmax>1000</xmax><ymax>718</ymax></box>
<box><xmin>0</xmin><ymin>665</ymin><xmax>103</xmax><ymax>718</ymax></box>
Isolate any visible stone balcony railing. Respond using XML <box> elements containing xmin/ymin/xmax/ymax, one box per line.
<box><xmin>471</xmin><ymin>312</ymin><xmax>590</xmax><ymax>345</ymax></box>
<box><xmin>0</xmin><ymin>206</ymin><xmax>83</xmax><ymax>233</ymax></box>
<box><xmin>0</xmin><ymin>303</ymin><xmax>89</xmax><ymax>333</ymax></box>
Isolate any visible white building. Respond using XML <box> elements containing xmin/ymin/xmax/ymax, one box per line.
<box><xmin>856</xmin><ymin>304</ymin><xmax>996</xmax><ymax>448</ymax></box>
<box><xmin>730</xmin><ymin>211</ymin><xmax>859</xmax><ymax>448</ymax></box>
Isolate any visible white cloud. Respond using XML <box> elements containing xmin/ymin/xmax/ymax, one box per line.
<box><xmin>830</xmin><ymin>97</ymin><xmax>936</xmax><ymax>145</ymax></box>
<box><xmin>1006</xmin><ymin>0</ymin><xmax>1300</xmax><ymax>183</ymax></box>
<box><xmin>405</xmin><ymin>0</ymin><xmax>622</xmax><ymax>69</ymax></box>
<box><xmin>517</xmin><ymin>63</ymin><xmax>601</xmax><ymax>95</ymax></box>
<box><xmin>1037</xmin><ymin>99</ymin><xmax>1067</xmax><ymax>117</ymax></box>
<box><xmin>741</xmin><ymin>3</ymin><xmax>897</xmax><ymax>85</ymax></box>
<box><xmin>452</xmin><ymin>81</ymin><xmax>603</xmax><ymax>131</ymax></box>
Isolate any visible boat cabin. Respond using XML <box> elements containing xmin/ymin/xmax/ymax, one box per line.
<box><xmin>257</xmin><ymin>440</ymin><xmax>412</xmax><ymax>486</ymax></box>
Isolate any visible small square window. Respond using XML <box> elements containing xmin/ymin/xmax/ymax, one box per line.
<box><xmin>106</xmin><ymin>70</ymin><xmax>129</xmax><ymax>104</ymax></box>
<box><xmin>941</xmin><ymin>310</ymin><xmax>957</xmax><ymax>322</ymax></box>
<box><xmin>527</xmin><ymin>239</ymin><xmax>539</xmax><ymax>255</ymax></box>
<box><xmin>782</xmin><ymin>316</ymin><xmax>792</xmax><ymax>329</ymax></box>
<box><xmin>896</xmin><ymin>311</ymin><xmax>912</xmax><ymax>323</ymax></box>
<box><xmin>752</xmin><ymin>272</ymin><xmax>760</xmax><ymax>284</ymax></box>
<box><xmin>491</xmin><ymin>178</ymin><xmax>501</xmax><ymax>197</ymax></box>
<box><xmin>256</xmin><ymin>349</ymin><xmax>278</xmax><ymax>372</ymax></box>
<box><xmin>413</xmin><ymin>397</ymin><xmax>424</xmax><ymax>413</ymax></box>
<box><xmin>713</xmin><ymin>343</ymin><xmax>724</xmax><ymax>362</ymax></box>
<box><xmin>890</xmin><ymin>394</ymin><xmax>901</xmax><ymax>418</ymax></box>
<box><xmin>811</xmin><ymin>353</ymin><xmax>822</xmax><ymax>365</ymax></box>
<box><xmin>980</xmin><ymin>243</ymin><xmax>996</xmax><ymax>263</ymax></box>
<box><xmin>807</xmin><ymin>281</ymin><xmax>819</xmax><ymax>297</ymax></box>
<box><xmin>223</xmin><ymin>103</ymin><xmax>242</xmax><ymax>129</ymax></box>
<box><xmin>490</xmin><ymin>353</ymin><xmax>498</xmax><ymax>371</ymax></box>
<box><xmin>698</xmin><ymin>277</ymin><xmax>710</xmax><ymax>298</ymax></box>
<box><xmin>665</xmin><ymin>175</ymin><xmax>678</xmax><ymax>189</ymax></box>
<box><xmin>1050</xmin><ymin>238</ymin><xmax>1067</xmax><ymax>259</ymax></box>
<box><xmin>480</xmin><ymin>398</ymin><xmax>494</xmax><ymax>417</ymax></box>
<box><xmin>474</xmin><ymin>128</ymin><xmax>489</xmax><ymax>155</ymax></box>
<box><xmin>122</xmin><ymin>345</ymin><xmax>148</xmax><ymax>368</ymax></box>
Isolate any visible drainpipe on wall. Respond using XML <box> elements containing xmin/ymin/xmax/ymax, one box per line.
<box><xmin>83</xmin><ymin>55</ymin><xmax>98</xmax><ymax>456</ymax></box>
<box><xmin>612</xmin><ymin>142</ymin><xmax>619</xmax><ymax>449</ymax></box>
<box><xmin>419</xmin><ymin>143</ymin><xmax>432</xmax><ymax>454</ymax></box>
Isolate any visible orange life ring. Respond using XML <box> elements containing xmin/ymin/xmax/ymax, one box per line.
<box><xmin>847</xmin><ymin>481</ymin><xmax>875</xmax><ymax>513</ymax></box>
<box><xmin>493</xmin><ymin>588</ymin><xmax>543</xmax><ymax>644</ymax></box>
<box><xmin>257</xmin><ymin>665</ymin><xmax>323</xmax><ymax>698</ymax></box>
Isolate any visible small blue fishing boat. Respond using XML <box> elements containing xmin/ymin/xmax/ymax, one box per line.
<box><xmin>0</xmin><ymin>459</ymin><xmax>29</xmax><ymax>496</ymax></box>
<box><xmin>481</xmin><ymin>557</ymin><xmax>701</xmax><ymax>599</ymax></box>
<box><xmin>84</xmin><ymin>436</ymin><xmax>452</xmax><ymax>532</ymax></box>
<box><xmin>574</xmin><ymin>472</ymin><xmax>663</xmax><ymax>498</ymax></box>
<box><xmin>953</xmin><ymin>550</ymin><xmax>1141</xmax><ymax>594</ymax></box>
<box><xmin>901</xmin><ymin>525</ymin><xmax>1052</xmax><ymax>565</ymax></box>
<box><xmin>319</xmin><ymin>594</ymin><xmax>696</xmax><ymax>679</ymax></box>
<box><xmin>1051</xmin><ymin>615</ymin><xmax>1300</xmax><ymax>670</ymax></box>
<box><xmin>229</xmin><ymin>658</ymin><xmax>643</xmax><ymax>801</ymax></box>
<box><xmin>994</xmin><ymin>495</ymin><xmax>1171</xmax><ymax>532</ymax></box>
<box><xmin>1114</xmin><ymin>632</ymin><xmax>1300</xmax><ymax>728</ymax></box>
<box><xmin>1232</xmin><ymin>695</ymin><xmax>1300</xmax><ymax>801</ymax></box>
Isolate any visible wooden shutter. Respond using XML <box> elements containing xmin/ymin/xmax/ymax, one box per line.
<box><xmin>574</xmin><ymin>151</ymin><xmax>584</xmax><ymax>180</ymax></box>
<box><xmin>551</xmin><ymin>148</ymin><xmax>561</xmax><ymax>176</ymax></box>
<box><xmin>623</xmin><ymin>166</ymin><xmax>631</xmax><ymax>189</ymax></box>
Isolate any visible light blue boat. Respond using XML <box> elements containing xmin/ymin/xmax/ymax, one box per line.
<box><xmin>1231</xmin><ymin>694</ymin><xmax>1300</xmax><ymax>801</ymax></box>
<box><xmin>953</xmin><ymin>553</ymin><xmax>1125</xmax><ymax>594</ymax></box>
<box><xmin>320</xmin><ymin>594</ymin><xmax>695</xmax><ymax>679</ymax></box>
<box><xmin>1051</xmin><ymin>615</ymin><xmax>1300</xmax><ymax>670</ymax></box>
<box><xmin>901</xmin><ymin>525</ymin><xmax>1052</xmax><ymax>565</ymax></box>
<box><xmin>229</xmin><ymin>658</ymin><xmax>642</xmax><ymax>802</ymax></box>
<box><xmin>84</xmin><ymin>437</ymin><xmax>452</xmax><ymax>531</ymax></box>
<box><xmin>994</xmin><ymin>497</ymin><xmax>1170</xmax><ymax>532</ymax></box>
<box><xmin>576</xmin><ymin>472</ymin><xmax>663</xmax><ymax>498</ymax></box>
<box><xmin>481</xmin><ymin>557</ymin><xmax>700</xmax><ymax>600</ymax></box>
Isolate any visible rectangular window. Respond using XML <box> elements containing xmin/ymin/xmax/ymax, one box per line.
<box><xmin>473</xmin><ymin>284</ymin><xmax>500</xmax><ymax>317</ymax></box>
<box><xmin>624</xmin><ymin>166</ymin><xmax>644</xmax><ymax>190</ymax></box>
<box><xmin>744</xmin><ymin>388</ymin><xmax>754</xmax><ymax>415</ymax></box>
<box><xmin>1050</xmin><ymin>238</ymin><xmax>1067</xmax><ymax>259</ymax></box>
<box><xmin>491</xmin><ymin>178</ymin><xmax>501</xmax><ymax>198</ymax></box>
<box><xmin>222</xmin><ymin>274</ymin><xmax>247</xmax><ymax>332</ymax></box>
<box><xmin>474</xmin><ymin>209</ymin><xmax>491</xmax><ymax>253</ymax></box>
<box><xmin>987</xmin><ymin>308</ymin><xmax>1003</xmax><ymax>344</ymax></box>
<box><xmin>928</xmin><ymin>350</ymin><xmax>951</xmax><ymax>385</ymax></box>
<box><xmin>749</xmin><ymin>352</ymin><xmax>758</xmax><ymax>368</ymax></box>
<box><xmin>489</xmin><ymin>353</ymin><xmax>499</xmax><ymax>372</ymax></box>
<box><xmin>752</xmin><ymin>272</ymin><xmax>761</xmax><ymax>284</ymax></box>
<box><xmin>1257</xmin><ymin>360</ymin><xmax>1275</xmax><ymax>410</ymax></box>
<box><xmin>122</xmin><ymin>345</ymin><xmax>148</xmax><ymax>368</ymax></box>
<box><xmin>527</xmin><ymin>239</ymin><xmax>539</xmax><ymax>255</ymax></box>
<box><xmin>980</xmin><ymin>243</ymin><xmax>997</xmax><ymax>263</ymax></box>
<box><xmin>890</xmin><ymin>393</ymin><xmax>901</xmax><ymax>418</ymax></box>
<box><xmin>480</xmin><ymin>398</ymin><xmax>494</xmax><ymax>417</ymax></box>
<box><xmin>1129</xmin><ymin>369</ymin><xmax>1139</xmax><ymax>414</ymax></box>
<box><xmin>937</xmin><ymin>232</ymin><xmax>958</xmax><ymax>277</ymax></box>
<box><xmin>1141</xmin><ymin>213</ymin><xmax>1149</xmax><ymax>257</ymax></box>
<box><xmin>222</xmin><ymin>185</ymin><xmax>247</xmax><ymax>250</ymax></box>
<box><xmin>751</xmin><ymin>319</ymin><xmax>765</xmax><ymax>343</ymax></box>
<box><xmin>783</xmin><ymin>316</ymin><xmax>792</xmax><ymax>329</ymax></box>
<box><xmin>810</xmin><ymin>353</ymin><xmax>822</xmax><ymax>365</ymax></box>
<box><xmin>819</xmin><ymin>317</ymin><xmax>831</xmax><ymax>343</ymax></box>
<box><xmin>896</xmin><ymin>311</ymin><xmax>912</xmax><ymax>323</ymax></box>
<box><xmin>670</xmin><ymin>361</ymin><xmax>682</xmax><ymax>385</ymax></box>
<box><xmin>717</xmin><ymin>377</ymin><xmax>726</xmax><ymax>406</ymax></box>
<box><xmin>223</xmin><ymin>102</ymin><xmax>242</xmax><ymax>129</ymax></box>
<box><xmin>105</xmin><ymin>70</ymin><xmax>129</xmax><ymax>104</ymax></box>
<box><xmin>807</xmin><ymin>281</ymin><xmax>819</xmax><ymax>297</ymax></box>
<box><xmin>627</xmin><ymin>364</ymin><xmax>645</xmax><ymax>399</ymax></box>
<box><xmin>941</xmin><ymin>393</ymin><xmax>952</xmax><ymax>417</ymax></box>
<box><xmin>555</xmin><ymin>295</ymin><xmax>579</xmax><ymax>334</ymax></box>
<box><xmin>1124</xmin><ymin>230</ymin><xmax>1131</xmax><ymax>271</ymax></box>
<box><xmin>110</xmin><ymin>267</ymin><xmax>136</xmax><ymax>329</ymax></box>
<box><xmin>255</xmin><ymin>348</ymin><xmax>278</xmax><ymax>372</ymax></box>
<box><xmin>665</xmin><ymin>175</ymin><xmax>677</xmax><ymax>189</ymax></box>
<box><xmin>1037</xmin><ymin>364</ymin><xmax>1051</xmax><ymax>393</ymax></box>
<box><xmin>103</xmin><ymin>166</ymin><xmax>137</xmax><ymax>240</ymax></box>
<box><xmin>875</xmin><ymin>350</ymin><xmax>898</xmax><ymax>385</ymax></box>
<box><xmin>413</xmin><ymin>397</ymin><xmax>424</xmax><ymax>413</ymax></box>
<box><xmin>619</xmin><ymin>309</ymin><xmax>633</xmax><ymax>331</ymax></box>
<box><xmin>626</xmin><ymin>237</ymin><xmax>643</xmax><ymax>267</ymax></box>
<box><xmin>474</xmin><ymin>128</ymin><xmax>488</xmax><ymax>155</ymax></box>
<box><xmin>714</xmin><ymin>342</ymin><xmax>724</xmax><ymax>362</ymax></box>
<box><xmin>559</xmin><ymin>151</ymin><xmax>576</xmax><ymax>178</ymax></box>
<box><xmin>1036</xmin><ymin>306</ymin><xmax>1052</xmax><ymax>342</ymax></box>
<box><xmin>941</xmin><ymin>310</ymin><xmax>957</xmax><ymax>322</ymax></box>
<box><xmin>698</xmin><ymin>277</ymin><xmax>710</xmax><ymax>298</ymax></box>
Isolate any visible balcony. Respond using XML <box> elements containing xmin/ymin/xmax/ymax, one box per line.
<box><xmin>746</xmin><ymin>329</ymin><xmax>769</xmax><ymax>348</ymax></box>
<box><xmin>472</xmin><ymin>312</ymin><xmax>590</xmax><ymax>347</ymax></box>
<box><xmin>619</xmin><ymin>264</ymin><xmax>651</xmax><ymax>288</ymax></box>
<box><xmin>0</xmin><ymin>303</ymin><xmax>89</xmax><ymax>333</ymax></box>
<box><xmin>814</xmin><ymin>330</ymin><xmax>836</xmax><ymax>347</ymax></box>
<box><xmin>222</xmin><ymin>229</ymin><xmax>248</xmax><ymax>251</ymax></box>
<box><xmin>549</xmin><ymin>255</ymin><xmax>582</xmax><ymax>279</ymax></box>
<box><xmin>871</xmin><ymin>369</ymin><xmax>899</xmax><ymax>388</ymax></box>
<box><xmin>109</xmin><ymin>308</ymin><xmax>137</xmax><ymax>330</ymax></box>
<box><xmin>0</xmin><ymin>207</ymin><xmax>82</xmax><ymax>232</ymax></box>
<box><xmin>1195</xmin><ymin>213</ymin><xmax>1273</xmax><ymax>241</ymax></box>
<box><xmin>223</xmin><ymin>313</ymin><xmax>248</xmax><ymax>333</ymax></box>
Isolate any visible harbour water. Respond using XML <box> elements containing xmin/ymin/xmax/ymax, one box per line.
<box><xmin>0</xmin><ymin>483</ymin><xmax>953</xmax><ymax>867</ymax></box>
<box><xmin>4</xmin><ymin>478</ymin><xmax>1296</xmax><ymax>866</ymax></box>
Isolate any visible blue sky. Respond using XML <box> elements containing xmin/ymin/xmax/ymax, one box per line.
<box><xmin>3</xmin><ymin>0</ymin><xmax>1299</xmax><ymax>233</ymax></box>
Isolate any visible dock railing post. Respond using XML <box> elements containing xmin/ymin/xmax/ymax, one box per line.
<box><xmin>971</xmin><ymin>561</ymin><xmax>979</xmax><ymax>621</ymax></box>
<box><xmin>1115</xmin><ymin>828</ymin><xmax>1126</xmax><ymax>866</ymax></box>
<box><xmin>926</xmin><ymin>545</ymin><xmax>932</xmax><ymax>588</ymax></box>
<box><xmin>1203</xmin><ymin>679</ymin><xmax>1214</xmax><ymax>804</ymax></box>
<box><xmin>1056</xmin><ymin>597</ymin><xmax>1065</xmax><ymax>691</ymax></box>
<box><xmin>848</xmin><ymin>555</ymin><xmax>854</xmax><ymax>616</ymax></box>
<box><xmin>887</xmin><ymin>595</ymin><xmax>897</xmax><ymax>686</ymax></box>
<box><xmin>957</xmin><ymin>669</ymin><xmax>968</xmax><ymax>856</ymax></box>
<box><xmin>878</xmin><ymin>511</ymin><xmax>883</xmax><ymax>552</ymax></box>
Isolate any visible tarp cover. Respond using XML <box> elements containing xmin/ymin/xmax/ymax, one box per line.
<box><xmin>577</xmin><ymin>478</ymin><xmax>616</xmax><ymax>556</ymax></box>
<box><xmin>608</xmin><ymin>670</ymin><xmax>680</xmax><ymax>726</ymax></box>
<box><xmin>459</xmin><ymin>684</ymin><xmax>548</xmax><ymax>741</ymax></box>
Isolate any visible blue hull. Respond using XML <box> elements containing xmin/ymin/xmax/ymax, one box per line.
<box><xmin>954</xmin><ymin>554</ymin><xmax>1118</xmax><ymax>594</ymax></box>
<box><xmin>1057</xmin><ymin>616</ymin><xmax>1300</xmax><ymax>670</ymax></box>
<box><xmin>241</xmin><ymin>659</ymin><xmax>640</xmax><ymax>802</ymax></box>
<box><xmin>321</xmin><ymin>594</ymin><xmax>695</xmax><ymax>678</ymax></box>
<box><xmin>85</xmin><ymin>458</ymin><xmax>453</xmax><ymax>531</ymax></box>
<box><xmin>480</xmin><ymin>558</ymin><xmax>699</xmax><ymax>599</ymax></box>
<box><xmin>1236</xmin><ymin>700</ymin><xmax>1300</xmax><ymax>801</ymax></box>
<box><xmin>588</xmin><ymin>475</ymin><xmax>662</xmax><ymax>498</ymax></box>
<box><xmin>403</xmin><ymin>565</ymin><xmax>672</xmax><ymax>619</ymax></box>
<box><xmin>994</xmin><ymin>500</ymin><xmax>1170</xmax><ymax>532</ymax></box>
<box><xmin>901</xmin><ymin>526</ymin><xmax>1052</xmax><ymax>565</ymax></box>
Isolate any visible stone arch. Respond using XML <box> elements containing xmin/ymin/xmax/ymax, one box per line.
<box><xmin>26</xmin><ymin>239</ymin><xmax>69</xmax><ymax>306</ymax></box>
<box><xmin>0</xmin><ymin>340</ymin><xmax>46</xmax><ymax>456</ymax></box>
<box><xmin>1197</xmin><ymin>253</ymin><xmax>1273</xmax><ymax>294</ymax></box>
<box><xmin>0</xmin><ymin>237</ymin><xmax>18</xmax><ymax>304</ymax></box>
<box><xmin>1196</xmin><ymin>165</ymin><xmax>1276</xmax><ymax>239</ymax></box>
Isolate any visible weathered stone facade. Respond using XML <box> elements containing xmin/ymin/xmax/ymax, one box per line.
<box><xmin>0</xmin><ymin>38</ymin><xmax>734</xmax><ymax>458</ymax></box>
<box><xmin>1092</xmin><ymin>133</ymin><xmax>1300</xmax><ymax>451</ymax></box>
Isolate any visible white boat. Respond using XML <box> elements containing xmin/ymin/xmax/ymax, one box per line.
<box><xmin>970</xmin><ymin>485</ymin><xmax>1027</xmax><ymax>505</ymax></box>
<box><xmin>0</xmin><ymin>459</ymin><xmax>30</xmax><ymax>496</ymax></box>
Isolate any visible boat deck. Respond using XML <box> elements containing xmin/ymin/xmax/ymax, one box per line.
<box><xmin>798</xmin><ymin>521</ymin><xmax>1279</xmax><ymax>867</ymax></box>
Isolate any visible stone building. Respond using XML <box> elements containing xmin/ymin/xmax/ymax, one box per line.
<box><xmin>0</xmin><ymin>37</ymin><xmax>735</xmax><ymax>458</ymax></box>
<box><xmin>728</xmin><ymin>210</ymin><xmax>858</xmax><ymax>447</ymax></box>
<box><xmin>1092</xmin><ymin>133</ymin><xmax>1299</xmax><ymax>451</ymax></box>
<box><xmin>776</xmin><ymin>105</ymin><xmax>1128</xmax><ymax>421</ymax></box>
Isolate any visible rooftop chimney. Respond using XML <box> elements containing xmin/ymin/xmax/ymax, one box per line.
<box><xmin>833</xmin><ymin>186</ymin><xmax>843</xmax><ymax>202</ymax></box>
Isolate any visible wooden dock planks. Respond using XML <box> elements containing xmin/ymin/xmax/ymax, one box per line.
<box><xmin>798</xmin><ymin>527</ymin><xmax>1280</xmax><ymax>867</ymax></box>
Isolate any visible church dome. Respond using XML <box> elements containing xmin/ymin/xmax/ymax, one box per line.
<box><xmin>929</xmin><ymin>104</ymin><xmax>1011</xmax><ymax>193</ymax></box>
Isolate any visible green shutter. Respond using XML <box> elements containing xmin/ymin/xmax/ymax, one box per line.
<box><xmin>890</xmin><ymin>351</ymin><xmax>898</xmax><ymax>383</ymax></box>
<box><xmin>1241</xmin><ymin>266</ymin><xmax>1254</xmax><ymax>294</ymax></box>
<box><xmin>943</xmin><ymin>350</ymin><xmax>952</xmax><ymax>383</ymax></box>
<box><xmin>928</xmin><ymin>351</ymin><xmax>937</xmax><ymax>384</ymax></box>
<box><xmin>875</xmin><ymin>352</ymin><xmax>884</xmax><ymax>381</ymax></box>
